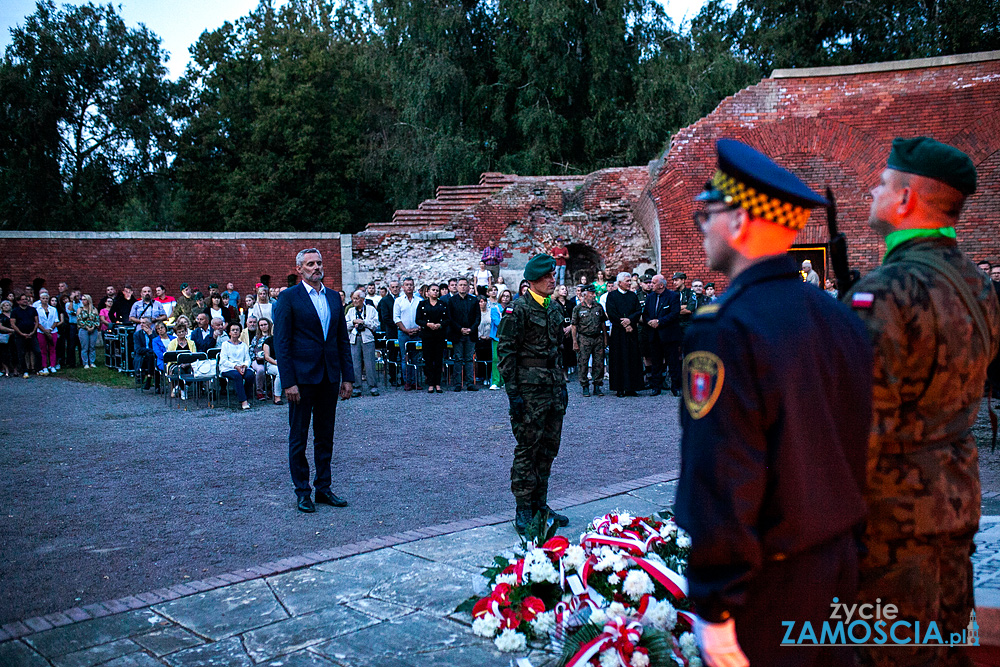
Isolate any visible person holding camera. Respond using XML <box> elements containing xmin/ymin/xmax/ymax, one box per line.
<box><xmin>346</xmin><ymin>290</ymin><xmax>380</xmax><ymax>397</ymax></box>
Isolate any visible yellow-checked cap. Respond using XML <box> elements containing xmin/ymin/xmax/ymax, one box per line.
<box><xmin>697</xmin><ymin>139</ymin><xmax>829</xmax><ymax>231</ymax></box>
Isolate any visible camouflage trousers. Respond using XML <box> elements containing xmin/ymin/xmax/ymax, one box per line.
<box><xmin>510</xmin><ymin>384</ymin><xmax>566</xmax><ymax>509</ymax></box>
<box><xmin>857</xmin><ymin>532</ymin><xmax>976</xmax><ymax>667</ymax></box>
<box><xmin>577</xmin><ymin>334</ymin><xmax>605</xmax><ymax>387</ymax></box>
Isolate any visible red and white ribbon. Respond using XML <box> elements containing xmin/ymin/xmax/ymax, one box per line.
<box><xmin>565</xmin><ymin>616</ymin><xmax>644</xmax><ymax>667</ymax></box>
<box><xmin>632</xmin><ymin>556</ymin><xmax>688</xmax><ymax>600</ymax></box>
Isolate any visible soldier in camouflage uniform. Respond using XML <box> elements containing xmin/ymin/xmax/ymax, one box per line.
<box><xmin>571</xmin><ymin>283</ymin><xmax>607</xmax><ymax>397</ymax></box>
<box><xmin>173</xmin><ymin>283</ymin><xmax>199</xmax><ymax>324</ymax></box>
<box><xmin>497</xmin><ymin>253</ymin><xmax>569</xmax><ymax>534</ymax></box>
<box><xmin>846</xmin><ymin>137</ymin><xmax>1000</xmax><ymax>667</ymax></box>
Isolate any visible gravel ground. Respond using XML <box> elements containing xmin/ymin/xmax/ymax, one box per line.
<box><xmin>5</xmin><ymin>375</ymin><xmax>999</xmax><ymax>626</ymax></box>
<box><xmin>0</xmin><ymin>375</ymin><xmax>682</xmax><ymax>624</ymax></box>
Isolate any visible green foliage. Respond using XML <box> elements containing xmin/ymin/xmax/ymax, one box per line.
<box><xmin>2</xmin><ymin>0</ymin><xmax>998</xmax><ymax>231</ymax></box>
<box><xmin>0</xmin><ymin>0</ymin><xmax>176</xmax><ymax>230</ymax></box>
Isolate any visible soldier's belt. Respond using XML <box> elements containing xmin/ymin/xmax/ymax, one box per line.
<box><xmin>518</xmin><ymin>357</ymin><xmax>557</xmax><ymax>369</ymax></box>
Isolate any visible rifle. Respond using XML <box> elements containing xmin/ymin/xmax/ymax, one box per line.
<box><xmin>827</xmin><ymin>187</ymin><xmax>856</xmax><ymax>299</ymax></box>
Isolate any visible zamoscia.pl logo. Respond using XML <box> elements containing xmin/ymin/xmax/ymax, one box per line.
<box><xmin>781</xmin><ymin>598</ymin><xmax>980</xmax><ymax>647</ymax></box>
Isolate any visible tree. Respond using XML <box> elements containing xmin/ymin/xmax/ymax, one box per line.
<box><xmin>174</xmin><ymin>0</ymin><xmax>381</xmax><ymax>232</ymax></box>
<box><xmin>0</xmin><ymin>1</ymin><xmax>175</xmax><ymax>229</ymax></box>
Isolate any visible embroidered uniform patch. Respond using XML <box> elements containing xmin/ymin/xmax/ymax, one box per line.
<box><xmin>851</xmin><ymin>292</ymin><xmax>875</xmax><ymax>309</ymax></box>
<box><xmin>682</xmin><ymin>351</ymin><xmax>725</xmax><ymax>419</ymax></box>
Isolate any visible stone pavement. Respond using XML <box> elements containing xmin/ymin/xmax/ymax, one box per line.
<box><xmin>4</xmin><ymin>474</ymin><xmax>1000</xmax><ymax>666</ymax></box>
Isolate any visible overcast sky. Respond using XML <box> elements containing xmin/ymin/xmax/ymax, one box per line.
<box><xmin>1</xmin><ymin>0</ymin><xmax>719</xmax><ymax>80</ymax></box>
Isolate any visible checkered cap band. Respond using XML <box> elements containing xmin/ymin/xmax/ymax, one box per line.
<box><xmin>712</xmin><ymin>170</ymin><xmax>812</xmax><ymax>231</ymax></box>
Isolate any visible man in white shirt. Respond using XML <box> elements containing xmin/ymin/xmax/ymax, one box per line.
<box><xmin>393</xmin><ymin>277</ymin><xmax>422</xmax><ymax>390</ymax></box>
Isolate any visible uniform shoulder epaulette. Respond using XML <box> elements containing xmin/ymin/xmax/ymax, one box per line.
<box><xmin>694</xmin><ymin>304</ymin><xmax>720</xmax><ymax>319</ymax></box>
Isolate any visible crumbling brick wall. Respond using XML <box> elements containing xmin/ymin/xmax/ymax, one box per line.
<box><xmin>652</xmin><ymin>52</ymin><xmax>1000</xmax><ymax>290</ymax></box>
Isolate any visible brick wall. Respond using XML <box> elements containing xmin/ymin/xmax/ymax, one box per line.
<box><xmin>0</xmin><ymin>232</ymin><xmax>344</xmax><ymax>300</ymax></box>
<box><xmin>652</xmin><ymin>51</ymin><xmax>1000</xmax><ymax>290</ymax></box>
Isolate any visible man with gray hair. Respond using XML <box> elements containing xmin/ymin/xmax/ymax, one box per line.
<box><xmin>274</xmin><ymin>248</ymin><xmax>355</xmax><ymax>513</ymax></box>
<box><xmin>605</xmin><ymin>271</ymin><xmax>644</xmax><ymax>397</ymax></box>
<box><xmin>346</xmin><ymin>290</ymin><xmax>380</xmax><ymax>397</ymax></box>
<box><xmin>801</xmin><ymin>260</ymin><xmax>819</xmax><ymax>286</ymax></box>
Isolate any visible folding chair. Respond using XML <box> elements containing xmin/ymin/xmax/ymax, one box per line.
<box><xmin>384</xmin><ymin>338</ymin><xmax>402</xmax><ymax>387</ymax></box>
<box><xmin>161</xmin><ymin>351</ymin><xmax>178</xmax><ymax>406</ymax></box>
<box><xmin>404</xmin><ymin>340</ymin><xmax>423</xmax><ymax>390</ymax></box>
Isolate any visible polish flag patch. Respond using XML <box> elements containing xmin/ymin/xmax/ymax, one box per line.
<box><xmin>851</xmin><ymin>292</ymin><xmax>875</xmax><ymax>309</ymax></box>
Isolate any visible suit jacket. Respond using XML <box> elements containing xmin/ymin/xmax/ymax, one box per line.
<box><xmin>447</xmin><ymin>293</ymin><xmax>481</xmax><ymax>342</ymax></box>
<box><xmin>191</xmin><ymin>327</ymin><xmax>214</xmax><ymax>353</ymax></box>
<box><xmin>273</xmin><ymin>282</ymin><xmax>355</xmax><ymax>388</ymax></box>
<box><xmin>642</xmin><ymin>289</ymin><xmax>682</xmax><ymax>343</ymax></box>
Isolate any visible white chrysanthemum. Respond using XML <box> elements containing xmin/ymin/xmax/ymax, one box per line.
<box><xmin>524</xmin><ymin>549</ymin><xmax>559</xmax><ymax>584</ymax></box>
<box><xmin>608</xmin><ymin>572</ymin><xmax>621</xmax><ymax>586</ymax></box>
<box><xmin>599</xmin><ymin>648</ymin><xmax>619</xmax><ymax>667</ymax></box>
<box><xmin>676</xmin><ymin>533</ymin><xmax>691</xmax><ymax>549</ymax></box>
<box><xmin>608</xmin><ymin>602</ymin><xmax>628</xmax><ymax>617</ymax></box>
<box><xmin>530</xmin><ymin>610</ymin><xmax>557</xmax><ymax>637</ymax></box>
<box><xmin>494</xmin><ymin>628</ymin><xmax>527</xmax><ymax>652</ymax></box>
<box><xmin>562</xmin><ymin>545</ymin><xmax>587</xmax><ymax>572</ymax></box>
<box><xmin>623</xmin><ymin>570</ymin><xmax>655</xmax><ymax>600</ymax></box>
<box><xmin>642</xmin><ymin>599</ymin><xmax>677</xmax><ymax>632</ymax></box>
<box><xmin>590</xmin><ymin>608</ymin><xmax>609</xmax><ymax>626</ymax></box>
<box><xmin>500</xmin><ymin>550</ymin><xmax>517</xmax><ymax>561</ymax></box>
<box><xmin>680</xmin><ymin>632</ymin><xmax>699</xmax><ymax>659</ymax></box>
<box><xmin>688</xmin><ymin>658</ymin><xmax>703</xmax><ymax>667</ymax></box>
<box><xmin>494</xmin><ymin>573</ymin><xmax>517</xmax><ymax>586</ymax></box>
<box><xmin>644</xmin><ymin>551</ymin><xmax>665</xmax><ymax>566</ymax></box>
<box><xmin>618</xmin><ymin>511</ymin><xmax>633</xmax><ymax>525</ymax></box>
<box><xmin>659</xmin><ymin>521</ymin><xmax>677</xmax><ymax>538</ymax></box>
<box><xmin>472</xmin><ymin>613</ymin><xmax>501</xmax><ymax>637</ymax></box>
<box><xmin>631</xmin><ymin>651</ymin><xmax>650</xmax><ymax>667</ymax></box>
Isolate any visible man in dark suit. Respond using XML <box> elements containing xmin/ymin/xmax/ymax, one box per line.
<box><xmin>273</xmin><ymin>248</ymin><xmax>355</xmax><ymax>514</ymax></box>
<box><xmin>641</xmin><ymin>274</ymin><xmax>681</xmax><ymax>396</ymax></box>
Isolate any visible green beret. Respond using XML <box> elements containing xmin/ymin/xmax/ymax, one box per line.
<box><xmin>888</xmin><ymin>137</ymin><xmax>976</xmax><ymax>196</ymax></box>
<box><xmin>523</xmin><ymin>254</ymin><xmax>556</xmax><ymax>281</ymax></box>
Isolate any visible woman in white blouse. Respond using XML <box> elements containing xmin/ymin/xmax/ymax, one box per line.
<box><xmin>218</xmin><ymin>322</ymin><xmax>255</xmax><ymax>409</ymax></box>
<box><xmin>35</xmin><ymin>293</ymin><xmax>61</xmax><ymax>375</ymax></box>
<box><xmin>248</xmin><ymin>285</ymin><xmax>272</xmax><ymax>324</ymax></box>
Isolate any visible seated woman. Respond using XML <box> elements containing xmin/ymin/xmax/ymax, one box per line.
<box><xmin>166</xmin><ymin>322</ymin><xmax>197</xmax><ymax>400</ymax></box>
<box><xmin>218</xmin><ymin>322</ymin><xmax>255</xmax><ymax>410</ymax></box>
<box><xmin>250</xmin><ymin>317</ymin><xmax>271</xmax><ymax>400</ymax></box>
<box><xmin>261</xmin><ymin>323</ymin><xmax>282</xmax><ymax>405</ymax></box>
<box><xmin>151</xmin><ymin>321</ymin><xmax>174</xmax><ymax>393</ymax></box>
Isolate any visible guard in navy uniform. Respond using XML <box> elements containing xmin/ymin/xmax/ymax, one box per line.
<box><xmin>674</xmin><ymin>139</ymin><xmax>874</xmax><ymax>667</ymax></box>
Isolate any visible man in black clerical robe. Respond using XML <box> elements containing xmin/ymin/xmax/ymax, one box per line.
<box><xmin>605</xmin><ymin>271</ymin><xmax>644</xmax><ymax>397</ymax></box>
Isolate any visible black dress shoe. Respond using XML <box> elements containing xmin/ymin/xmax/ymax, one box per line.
<box><xmin>650</xmin><ymin>388</ymin><xmax>662</xmax><ymax>396</ymax></box>
<box><xmin>466</xmin><ymin>385</ymin><xmax>478</xmax><ymax>391</ymax></box>
<box><xmin>315</xmin><ymin>490</ymin><xmax>348</xmax><ymax>507</ymax></box>
<box><xmin>453</xmin><ymin>386</ymin><xmax>462</xmax><ymax>392</ymax></box>
<box><xmin>297</xmin><ymin>496</ymin><xmax>316</xmax><ymax>513</ymax></box>
<box><xmin>671</xmin><ymin>388</ymin><xmax>679</xmax><ymax>397</ymax></box>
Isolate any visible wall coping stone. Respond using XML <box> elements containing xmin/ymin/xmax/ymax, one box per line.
<box><xmin>771</xmin><ymin>49</ymin><xmax>1000</xmax><ymax>79</ymax></box>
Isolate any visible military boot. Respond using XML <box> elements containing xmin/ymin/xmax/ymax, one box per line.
<box><xmin>532</xmin><ymin>500</ymin><xmax>569</xmax><ymax>528</ymax></box>
<box><xmin>593</xmin><ymin>384</ymin><xmax>604</xmax><ymax>396</ymax></box>
<box><xmin>582</xmin><ymin>383</ymin><xmax>590</xmax><ymax>397</ymax></box>
<box><xmin>514</xmin><ymin>507</ymin><xmax>533</xmax><ymax>535</ymax></box>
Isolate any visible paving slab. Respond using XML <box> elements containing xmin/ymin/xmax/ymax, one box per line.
<box><xmin>557</xmin><ymin>495</ymin><xmax>664</xmax><ymax>530</ymax></box>
<box><xmin>162</xmin><ymin>636</ymin><xmax>253</xmax><ymax>667</ymax></box>
<box><xmin>241</xmin><ymin>605</ymin><xmax>379</xmax><ymax>663</ymax></box>
<box><xmin>24</xmin><ymin>609</ymin><xmax>167</xmax><ymax>658</ymax></box>
<box><xmin>367</xmin><ymin>559</ymin><xmax>482</xmax><ymax>617</ymax></box>
<box><xmin>153</xmin><ymin>579</ymin><xmax>287</xmax><ymax>641</ymax></box>
<box><xmin>260</xmin><ymin>650</ymin><xmax>339</xmax><ymax>666</ymax></box>
<box><xmin>310</xmin><ymin>612</ymin><xmax>477</xmax><ymax>666</ymax></box>
<box><xmin>624</xmin><ymin>480</ymin><xmax>678</xmax><ymax>508</ymax></box>
<box><xmin>401</xmin><ymin>643</ymin><xmax>511</xmax><ymax>667</ymax></box>
<box><xmin>343</xmin><ymin>598</ymin><xmax>417</xmax><ymax>622</ymax></box>
<box><xmin>394</xmin><ymin>523</ymin><xmax>521</xmax><ymax>564</ymax></box>
<box><xmin>132</xmin><ymin>626</ymin><xmax>205</xmax><ymax>656</ymax></box>
<box><xmin>0</xmin><ymin>640</ymin><xmax>50</xmax><ymax>666</ymax></box>
<box><xmin>52</xmin><ymin>637</ymin><xmax>140</xmax><ymax>667</ymax></box>
<box><xmin>266</xmin><ymin>567</ymin><xmax>370</xmax><ymax>616</ymax></box>
<box><xmin>96</xmin><ymin>652</ymin><xmax>164</xmax><ymax>667</ymax></box>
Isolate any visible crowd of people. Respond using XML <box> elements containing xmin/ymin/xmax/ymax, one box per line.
<box><xmin>0</xmin><ymin>254</ymin><xmax>913</xmax><ymax>402</ymax></box>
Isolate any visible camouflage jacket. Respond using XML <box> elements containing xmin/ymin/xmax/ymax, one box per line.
<box><xmin>497</xmin><ymin>294</ymin><xmax>565</xmax><ymax>396</ymax></box>
<box><xmin>846</xmin><ymin>237</ymin><xmax>1000</xmax><ymax>539</ymax></box>
<box><xmin>571</xmin><ymin>301</ymin><xmax>607</xmax><ymax>338</ymax></box>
